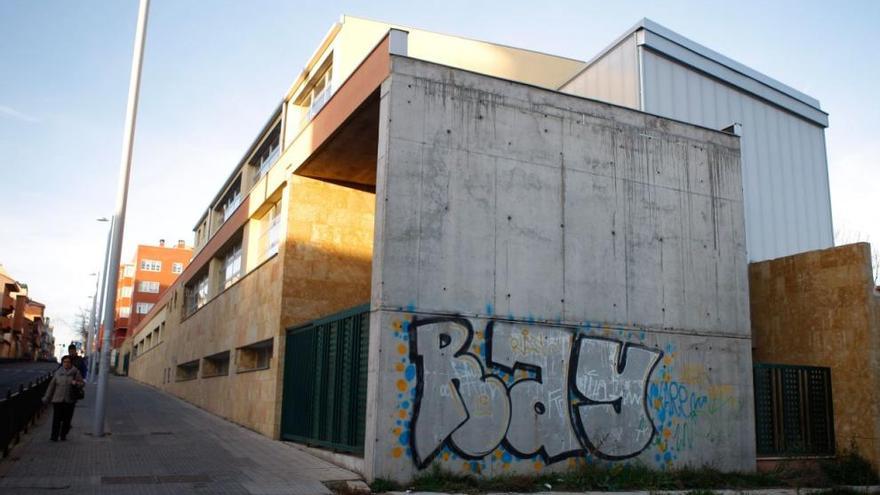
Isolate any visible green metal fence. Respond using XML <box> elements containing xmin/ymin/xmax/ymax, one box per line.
<box><xmin>754</xmin><ymin>364</ymin><xmax>834</xmax><ymax>457</ymax></box>
<box><xmin>281</xmin><ymin>304</ymin><xmax>370</xmax><ymax>454</ymax></box>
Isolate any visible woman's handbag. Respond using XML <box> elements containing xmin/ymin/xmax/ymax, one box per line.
<box><xmin>70</xmin><ymin>384</ymin><xmax>85</xmax><ymax>401</ymax></box>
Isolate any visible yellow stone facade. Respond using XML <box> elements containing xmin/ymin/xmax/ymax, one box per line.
<box><xmin>750</xmin><ymin>242</ymin><xmax>880</xmax><ymax>467</ymax></box>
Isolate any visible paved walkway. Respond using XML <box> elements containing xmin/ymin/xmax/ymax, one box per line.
<box><xmin>0</xmin><ymin>376</ymin><xmax>360</xmax><ymax>494</ymax></box>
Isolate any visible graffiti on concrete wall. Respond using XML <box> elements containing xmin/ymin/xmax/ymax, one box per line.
<box><xmin>387</xmin><ymin>315</ymin><xmax>741</xmax><ymax>472</ymax></box>
<box><xmin>406</xmin><ymin>316</ymin><xmax>662</xmax><ymax>468</ymax></box>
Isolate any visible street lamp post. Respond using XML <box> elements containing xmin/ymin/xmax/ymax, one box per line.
<box><xmin>86</xmin><ymin>275</ymin><xmax>98</xmax><ymax>378</ymax></box>
<box><xmin>90</xmin><ymin>217</ymin><xmax>112</xmax><ymax>383</ymax></box>
<box><xmin>94</xmin><ymin>0</ymin><xmax>150</xmax><ymax>437</ymax></box>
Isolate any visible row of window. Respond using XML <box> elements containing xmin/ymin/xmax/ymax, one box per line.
<box><xmin>183</xmin><ymin>200</ymin><xmax>282</xmax><ymax>318</ymax></box>
<box><xmin>138</xmin><ymin>260</ymin><xmax>184</xmax><ymax>274</ymax></box>
<box><xmin>117</xmin><ymin>302</ymin><xmax>155</xmax><ymax>318</ymax></box>
<box><xmin>119</xmin><ymin>280</ymin><xmax>163</xmax><ymax>299</ymax></box>
<box><xmin>195</xmin><ymin>125</ymin><xmax>282</xmax><ymax>251</ymax></box>
<box><xmin>169</xmin><ymin>339</ymin><xmax>273</xmax><ymax>383</ymax></box>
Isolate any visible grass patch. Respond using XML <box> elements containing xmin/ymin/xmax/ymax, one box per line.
<box><xmin>369</xmin><ymin>453</ymin><xmax>879</xmax><ymax>493</ymax></box>
<box><xmin>822</xmin><ymin>450</ymin><xmax>880</xmax><ymax>486</ymax></box>
<box><xmin>552</xmin><ymin>463</ymin><xmax>785</xmax><ymax>491</ymax></box>
<box><xmin>812</xmin><ymin>489</ymin><xmax>863</xmax><ymax>495</ymax></box>
<box><xmin>369</xmin><ymin>478</ymin><xmax>400</xmax><ymax>493</ymax></box>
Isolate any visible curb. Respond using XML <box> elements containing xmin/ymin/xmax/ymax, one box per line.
<box><xmin>381</xmin><ymin>487</ymin><xmax>880</xmax><ymax>495</ymax></box>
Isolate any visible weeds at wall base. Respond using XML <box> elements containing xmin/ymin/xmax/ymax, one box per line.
<box><xmin>369</xmin><ymin>455</ymin><xmax>880</xmax><ymax>494</ymax></box>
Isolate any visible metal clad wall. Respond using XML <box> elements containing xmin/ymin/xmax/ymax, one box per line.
<box><xmin>560</xmin><ymin>34</ymin><xmax>640</xmax><ymax>109</ymax></box>
<box><xmin>640</xmin><ymin>49</ymin><xmax>833</xmax><ymax>261</ymax></box>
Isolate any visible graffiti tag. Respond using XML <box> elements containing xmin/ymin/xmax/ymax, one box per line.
<box><xmin>408</xmin><ymin>317</ymin><xmax>662</xmax><ymax>468</ymax></box>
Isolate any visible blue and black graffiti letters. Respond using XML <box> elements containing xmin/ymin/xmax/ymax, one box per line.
<box><xmin>408</xmin><ymin>316</ymin><xmax>663</xmax><ymax>469</ymax></box>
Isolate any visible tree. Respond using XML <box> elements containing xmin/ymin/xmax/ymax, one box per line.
<box><xmin>74</xmin><ymin>307</ymin><xmax>90</xmax><ymax>346</ymax></box>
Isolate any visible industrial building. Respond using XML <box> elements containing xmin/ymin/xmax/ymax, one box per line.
<box><xmin>124</xmin><ymin>16</ymin><xmax>840</xmax><ymax>481</ymax></box>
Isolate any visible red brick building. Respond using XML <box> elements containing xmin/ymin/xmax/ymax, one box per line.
<box><xmin>107</xmin><ymin>240</ymin><xmax>192</xmax><ymax>348</ymax></box>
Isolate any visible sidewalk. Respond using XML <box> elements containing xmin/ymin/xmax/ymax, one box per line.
<box><xmin>0</xmin><ymin>375</ymin><xmax>360</xmax><ymax>494</ymax></box>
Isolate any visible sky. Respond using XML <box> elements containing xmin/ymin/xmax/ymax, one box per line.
<box><xmin>1</xmin><ymin>0</ymin><xmax>877</xmax><ymax>349</ymax></box>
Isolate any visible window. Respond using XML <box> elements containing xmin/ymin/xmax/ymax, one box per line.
<box><xmin>175</xmin><ymin>360</ymin><xmax>199</xmax><ymax>382</ymax></box>
<box><xmin>307</xmin><ymin>65</ymin><xmax>333</xmax><ymax>120</ymax></box>
<box><xmin>202</xmin><ymin>351</ymin><xmax>230</xmax><ymax>378</ymax></box>
<box><xmin>237</xmin><ymin>339</ymin><xmax>273</xmax><ymax>372</ymax></box>
<box><xmin>256</xmin><ymin>142</ymin><xmax>279</xmax><ymax>180</ymax></box>
<box><xmin>222</xmin><ymin>243</ymin><xmax>242</xmax><ymax>289</ymax></box>
<box><xmin>754</xmin><ymin>364</ymin><xmax>834</xmax><ymax>456</ymax></box>
<box><xmin>259</xmin><ymin>202</ymin><xmax>282</xmax><ymax>261</ymax></box>
<box><xmin>172</xmin><ymin>262</ymin><xmax>184</xmax><ymax>274</ymax></box>
<box><xmin>138</xmin><ymin>281</ymin><xmax>160</xmax><ymax>293</ymax></box>
<box><xmin>118</xmin><ymin>306</ymin><xmax>131</xmax><ymax>318</ymax></box>
<box><xmin>252</xmin><ymin>127</ymin><xmax>281</xmax><ymax>183</ymax></box>
<box><xmin>220</xmin><ymin>180</ymin><xmax>243</xmax><ymax>222</ymax></box>
<box><xmin>184</xmin><ymin>272</ymin><xmax>209</xmax><ymax>316</ymax></box>
<box><xmin>140</xmin><ymin>259</ymin><xmax>162</xmax><ymax>272</ymax></box>
<box><xmin>135</xmin><ymin>302</ymin><xmax>154</xmax><ymax>314</ymax></box>
<box><xmin>120</xmin><ymin>286</ymin><xmax>133</xmax><ymax>298</ymax></box>
<box><xmin>123</xmin><ymin>265</ymin><xmax>135</xmax><ymax>277</ymax></box>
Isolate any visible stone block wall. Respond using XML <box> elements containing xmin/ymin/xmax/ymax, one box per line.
<box><xmin>750</xmin><ymin>242</ymin><xmax>880</xmax><ymax>467</ymax></box>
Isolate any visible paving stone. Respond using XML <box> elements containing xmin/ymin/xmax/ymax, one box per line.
<box><xmin>0</xmin><ymin>375</ymin><xmax>357</xmax><ymax>494</ymax></box>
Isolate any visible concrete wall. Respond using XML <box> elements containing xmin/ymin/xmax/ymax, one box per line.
<box><xmin>364</xmin><ymin>56</ymin><xmax>754</xmax><ymax>481</ymax></box>
<box><xmin>750</xmin><ymin>243</ymin><xmax>880</xmax><ymax>467</ymax></box>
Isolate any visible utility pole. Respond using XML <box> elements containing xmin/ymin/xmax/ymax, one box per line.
<box><xmin>86</xmin><ymin>274</ymin><xmax>99</xmax><ymax>378</ymax></box>
<box><xmin>90</xmin><ymin>217</ymin><xmax>113</xmax><ymax>383</ymax></box>
<box><xmin>94</xmin><ymin>0</ymin><xmax>149</xmax><ymax>437</ymax></box>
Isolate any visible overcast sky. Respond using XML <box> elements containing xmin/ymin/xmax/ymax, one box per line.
<box><xmin>1</xmin><ymin>0</ymin><xmax>877</xmax><ymax>349</ymax></box>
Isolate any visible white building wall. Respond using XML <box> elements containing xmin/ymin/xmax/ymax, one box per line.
<box><xmin>560</xmin><ymin>26</ymin><xmax>834</xmax><ymax>262</ymax></box>
<box><xmin>560</xmin><ymin>33</ymin><xmax>640</xmax><ymax>109</ymax></box>
<box><xmin>640</xmin><ymin>50</ymin><xmax>833</xmax><ymax>261</ymax></box>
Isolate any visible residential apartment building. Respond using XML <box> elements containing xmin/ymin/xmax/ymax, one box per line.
<box><xmin>1</xmin><ymin>264</ymin><xmax>51</xmax><ymax>360</ymax></box>
<box><xmin>107</xmin><ymin>241</ymin><xmax>191</xmax><ymax>349</ymax></box>
<box><xmin>126</xmin><ymin>16</ymin><xmax>835</xmax><ymax>481</ymax></box>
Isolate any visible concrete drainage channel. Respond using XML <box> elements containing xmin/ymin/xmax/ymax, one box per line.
<box><xmin>101</xmin><ymin>474</ymin><xmax>212</xmax><ymax>485</ymax></box>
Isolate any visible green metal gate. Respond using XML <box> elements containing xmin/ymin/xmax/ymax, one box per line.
<box><xmin>754</xmin><ymin>364</ymin><xmax>834</xmax><ymax>456</ymax></box>
<box><xmin>281</xmin><ymin>304</ymin><xmax>370</xmax><ymax>454</ymax></box>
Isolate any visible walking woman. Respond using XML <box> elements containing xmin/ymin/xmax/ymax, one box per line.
<box><xmin>42</xmin><ymin>355</ymin><xmax>84</xmax><ymax>441</ymax></box>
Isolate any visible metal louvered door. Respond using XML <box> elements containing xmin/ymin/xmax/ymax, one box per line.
<box><xmin>753</xmin><ymin>364</ymin><xmax>834</xmax><ymax>457</ymax></box>
<box><xmin>281</xmin><ymin>304</ymin><xmax>369</xmax><ymax>454</ymax></box>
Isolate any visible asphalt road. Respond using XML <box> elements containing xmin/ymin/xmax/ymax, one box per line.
<box><xmin>0</xmin><ymin>360</ymin><xmax>59</xmax><ymax>396</ymax></box>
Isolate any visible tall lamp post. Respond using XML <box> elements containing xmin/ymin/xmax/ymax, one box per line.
<box><xmin>86</xmin><ymin>274</ymin><xmax>98</xmax><ymax>376</ymax></box>
<box><xmin>90</xmin><ymin>216</ymin><xmax>113</xmax><ymax>383</ymax></box>
<box><xmin>94</xmin><ymin>0</ymin><xmax>149</xmax><ymax>437</ymax></box>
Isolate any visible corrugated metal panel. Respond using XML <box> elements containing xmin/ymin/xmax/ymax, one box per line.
<box><xmin>559</xmin><ymin>34</ymin><xmax>640</xmax><ymax>109</ymax></box>
<box><xmin>640</xmin><ymin>49</ymin><xmax>833</xmax><ymax>261</ymax></box>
